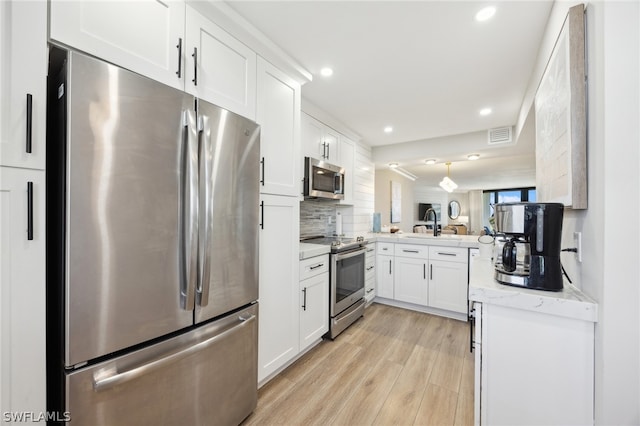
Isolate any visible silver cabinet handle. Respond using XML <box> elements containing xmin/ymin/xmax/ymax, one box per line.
<box><xmin>366</xmin><ymin>248</ymin><xmax>374</xmax><ymax>253</ymax></box>
<box><xmin>366</xmin><ymin>288</ymin><xmax>374</xmax><ymax>294</ymax></box>
<box><xmin>309</xmin><ymin>263</ymin><xmax>324</xmax><ymax>270</ymax></box>
<box><xmin>403</xmin><ymin>249</ymin><xmax>419</xmax><ymax>253</ymax></box>
<box><xmin>27</xmin><ymin>181</ymin><xmax>33</xmax><ymax>240</ymax></box>
<box><xmin>437</xmin><ymin>252</ymin><xmax>457</xmax><ymax>256</ymax></box>
<box><xmin>366</xmin><ymin>266</ymin><xmax>374</xmax><ymax>271</ymax></box>
<box><xmin>93</xmin><ymin>315</ymin><xmax>256</xmax><ymax>392</ymax></box>
<box><xmin>192</xmin><ymin>47</ymin><xmax>198</xmax><ymax>85</ymax></box>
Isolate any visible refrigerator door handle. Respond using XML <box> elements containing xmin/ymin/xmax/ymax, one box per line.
<box><xmin>92</xmin><ymin>314</ymin><xmax>256</xmax><ymax>392</ymax></box>
<box><xmin>197</xmin><ymin>114</ymin><xmax>212</xmax><ymax>307</ymax></box>
<box><xmin>181</xmin><ymin>109</ymin><xmax>198</xmax><ymax>311</ymax></box>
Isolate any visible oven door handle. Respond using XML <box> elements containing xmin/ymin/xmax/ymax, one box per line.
<box><xmin>334</xmin><ymin>247</ymin><xmax>366</xmax><ymax>261</ymax></box>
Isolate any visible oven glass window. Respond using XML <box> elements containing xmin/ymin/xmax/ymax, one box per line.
<box><xmin>335</xmin><ymin>252</ymin><xmax>364</xmax><ymax>303</ymax></box>
<box><xmin>312</xmin><ymin>166</ymin><xmax>337</xmax><ymax>193</ymax></box>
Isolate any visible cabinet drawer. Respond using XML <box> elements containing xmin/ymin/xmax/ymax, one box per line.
<box><xmin>395</xmin><ymin>244</ymin><xmax>429</xmax><ymax>259</ymax></box>
<box><xmin>365</xmin><ymin>264</ymin><xmax>375</xmax><ymax>282</ymax></box>
<box><xmin>377</xmin><ymin>242</ymin><xmax>394</xmax><ymax>254</ymax></box>
<box><xmin>429</xmin><ymin>246</ymin><xmax>468</xmax><ymax>263</ymax></box>
<box><xmin>365</xmin><ymin>245</ymin><xmax>376</xmax><ymax>260</ymax></box>
<box><xmin>299</xmin><ymin>254</ymin><xmax>329</xmax><ymax>280</ymax></box>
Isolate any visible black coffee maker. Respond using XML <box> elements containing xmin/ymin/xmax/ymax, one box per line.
<box><xmin>493</xmin><ymin>202</ymin><xmax>564</xmax><ymax>291</ymax></box>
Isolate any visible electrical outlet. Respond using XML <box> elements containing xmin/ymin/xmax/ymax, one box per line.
<box><xmin>327</xmin><ymin>216</ymin><xmax>332</xmax><ymax>225</ymax></box>
<box><xmin>574</xmin><ymin>231</ymin><xmax>582</xmax><ymax>263</ymax></box>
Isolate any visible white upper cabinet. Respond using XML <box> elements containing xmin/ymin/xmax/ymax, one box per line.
<box><xmin>256</xmin><ymin>58</ymin><xmax>301</xmax><ymax>197</ymax></box>
<box><xmin>0</xmin><ymin>0</ymin><xmax>47</xmax><ymax>169</ymax></box>
<box><xmin>301</xmin><ymin>113</ymin><xmax>339</xmax><ymax>164</ymax></box>
<box><xmin>50</xmin><ymin>0</ymin><xmax>186</xmax><ymax>91</ymax></box>
<box><xmin>185</xmin><ymin>6</ymin><xmax>257</xmax><ymax>120</ymax></box>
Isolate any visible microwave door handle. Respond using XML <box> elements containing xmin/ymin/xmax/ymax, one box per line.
<box><xmin>334</xmin><ymin>173</ymin><xmax>343</xmax><ymax>194</ymax></box>
<box><xmin>197</xmin><ymin>114</ymin><xmax>212</xmax><ymax>307</ymax></box>
<box><xmin>181</xmin><ymin>109</ymin><xmax>198</xmax><ymax>311</ymax></box>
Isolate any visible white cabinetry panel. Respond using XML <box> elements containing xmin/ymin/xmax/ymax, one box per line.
<box><xmin>376</xmin><ymin>254</ymin><xmax>394</xmax><ymax>299</ymax></box>
<box><xmin>0</xmin><ymin>167</ymin><xmax>46</xmax><ymax>419</ymax></box>
<box><xmin>257</xmin><ymin>58</ymin><xmax>300</xmax><ymax>197</ymax></box>
<box><xmin>258</xmin><ymin>194</ymin><xmax>299</xmax><ymax>383</ymax></box>
<box><xmin>50</xmin><ymin>0</ymin><xmax>185</xmax><ymax>90</ymax></box>
<box><xmin>394</xmin><ymin>257</ymin><xmax>428</xmax><ymax>305</ymax></box>
<box><xmin>0</xmin><ymin>0</ymin><xmax>47</xmax><ymax>169</ymax></box>
<box><xmin>185</xmin><ymin>6</ymin><xmax>256</xmax><ymax>120</ymax></box>
<box><xmin>299</xmin><ymin>268</ymin><xmax>329</xmax><ymax>351</ymax></box>
<box><xmin>428</xmin><ymin>260</ymin><xmax>468</xmax><ymax>314</ymax></box>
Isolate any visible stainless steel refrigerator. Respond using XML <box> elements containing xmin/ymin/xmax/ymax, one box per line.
<box><xmin>46</xmin><ymin>48</ymin><xmax>260</xmax><ymax>425</ymax></box>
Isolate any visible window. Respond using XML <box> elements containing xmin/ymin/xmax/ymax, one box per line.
<box><xmin>482</xmin><ymin>187</ymin><xmax>536</xmax><ymax>232</ymax></box>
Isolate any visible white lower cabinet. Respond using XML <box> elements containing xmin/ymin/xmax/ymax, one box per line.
<box><xmin>473</xmin><ymin>302</ymin><xmax>595</xmax><ymax>425</ymax></box>
<box><xmin>0</xmin><ymin>167</ymin><xmax>46</xmax><ymax>420</ymax></box>
<box><xmin>299</xmin><ymin>255</ymin><xmax>329</xmax><ymax>351</ymax></box>
<box><xmin>428</xmin><ymin>260</ymin><xmax>468</xmax><ymax>314</ymax></box>
<box><xmin>394</xmin><ymin>257</ymin><xmax>428</xmax><ymax>305</ymax></box>
<box><xmin>376</xmin><ymin>253</ymin><xmax>394</xmax><ymax>299</ymax></box>
<box><xmin>374</xmin><ymin>241</ymin><xmax>469</xmax><ymax>318</ymax></box>
<box><xmin>258</xmin><ymin>194</ymin><xmax>299</xmax><ymax>383</ymax></box>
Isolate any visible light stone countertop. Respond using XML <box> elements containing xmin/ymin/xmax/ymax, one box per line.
<box><xmin>469</xmin><ymin>256</ymin><xmax>598</xmax><ymax>322</ymax></box>
<box><xmin>365</xmin><ymin>232</ymin><xmax>481</xmax><ymax>248</ymax></box>
<box><xmin>299</xmin><ymin>242</ymin><xmax>331</xmax><ymax>260</ymax></box>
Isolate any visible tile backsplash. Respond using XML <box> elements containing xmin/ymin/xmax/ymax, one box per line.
<box><xmin>300</xmin><ymin>200</ymin><xmax>336</xmax><ymax>238</ymax></box>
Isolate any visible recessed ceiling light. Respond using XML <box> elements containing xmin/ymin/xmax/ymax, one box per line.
<box><xmin>424</xmin><ymin>159</ymin><xmax>437</xmax><ymax>165</ymax></box>
<box><xmin>480</xmin><ymin>107</ymin><xmax>492</xmax><ymax>116</ymax></box>
<box><xmin>468</xmin><ymin>154</ymin><xmax>481</xmax><ymax>161</ymax></box>
<box><xmin>475</xmin><ymin>6</ymin><xmax>496</xmax><ymax>22</ymax></box>
<box><xmin>320</xmin><ymin>67</ymin><xmax>333</xmax><ymax>77</ymax></box>
<box><xmin>384</xmin><ymin>126</ymin><xmax>393</xmax><ymax>133</ymax></box>
<box><xmin>388</xmin><ymin>162</ymin><xmax>399</xmax><ymax>168</ymax></box>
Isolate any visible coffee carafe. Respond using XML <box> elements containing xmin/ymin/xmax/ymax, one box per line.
<box><xmin>493</xmin><ymin>202</ymin><xmax>564</xmax><ymax>291</ymax></box>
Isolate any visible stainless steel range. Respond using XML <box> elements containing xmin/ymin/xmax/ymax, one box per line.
<box><xmin>301</xmin><ymin>236</ymin><xmax>367</xmax><ymax>339</ymax></box>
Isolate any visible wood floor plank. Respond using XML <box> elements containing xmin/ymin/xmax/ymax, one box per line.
<box><xmin>244</xmin><ymin>303</ymin><xmax>475</xmax><ymax>426</ymax></box>
<box><xmin>330</xmin><ymin>358</ymin><xmax>403</xmax><ymax>425</ymax></box>
<box><xmin>428</xmin><ymin>351</ymin><xmax>464</xmax><ymax>394</ymax></box>
<box><xmin>414</xmin><ymin>384</ymin><xmax>458</xmax><ymax>426</ymax></box>
<box><xmin>372</xmin><ymin>345</ymin><xmax>439</xmax><ymax>425</ymax></box>
<box><xmin>454</xmin><ymin>393</ymin><xmax>475</xmax><ymax>426</ymax></box>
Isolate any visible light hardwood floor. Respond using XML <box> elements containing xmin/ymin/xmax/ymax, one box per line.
<box><xmin>243</xmin><ymin>303</ymin><xmax>474</xmax><ymax>426</ymax></box>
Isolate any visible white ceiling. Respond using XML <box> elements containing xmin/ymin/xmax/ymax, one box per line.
<box><xmin>226</xmin><ymin>0</ymin><xmax>554</xmax><ymax>190</ymax></box>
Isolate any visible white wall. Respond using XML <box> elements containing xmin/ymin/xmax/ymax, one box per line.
<box><xmin>520</xmin><ymin>1</ymin><xmax>639</xmax><ymax>423</ymax></box>
<box><xmin>374</xmin><ymin>169</ymin><xmax>415</xmax><ymax>232</ymax></box>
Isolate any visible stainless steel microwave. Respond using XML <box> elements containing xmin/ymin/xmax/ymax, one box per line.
<box><xmin>304</xmin><ymin>157</ymin><xmax>345</xmax><ymax>200</ymax></box>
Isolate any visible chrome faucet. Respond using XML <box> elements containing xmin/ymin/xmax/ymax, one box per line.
<box><xmin>423</xmin><ymin>208</ymin><xmax>438</xmax><ymax>237</ymax></box>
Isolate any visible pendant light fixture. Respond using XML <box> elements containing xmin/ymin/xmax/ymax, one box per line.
<box><xmin>439</xmin><ymin>162</ymin><xmax>458</xmax><ymax>192</ymax></box>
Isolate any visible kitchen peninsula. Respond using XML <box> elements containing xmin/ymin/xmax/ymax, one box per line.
<box><xmin>469</xmin><ymin>257</ymin><xmax>597</xmax><ymax>425</ymax></box>
<box><xmin>368</xmin><ymin>233</ymin><xmax>480</xmax><ymax>321</ymax></box>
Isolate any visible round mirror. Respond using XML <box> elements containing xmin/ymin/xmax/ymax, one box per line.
<box><xmin>448</xmin><ymin>200</ymin><xmax>461</xmax><ymax>220</ymax></box>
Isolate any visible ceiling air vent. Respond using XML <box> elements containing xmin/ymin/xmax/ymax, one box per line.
<box><xmin>488</xmin><ymin>126</ymin><xmax>513</xmax><ymax>145</ymax></box>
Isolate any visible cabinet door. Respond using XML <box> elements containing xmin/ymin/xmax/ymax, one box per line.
<box><xmin>50</xmin><ymin>0</ymin><xmax>185</xmax><ymax>90</ymax></box>
<box><xmin>338</xmin><ymin>136</ymin><xmax>355</xmax><ymax>204</ymax></box>
<box><xmin>185</xmin><ymin>6</ymin><xmax>257</xmax><ymax>120</ymax></box>
<box><xmin>323</xmin><ymin>126</ymin><xmax>340</xmax><ymax>164</ymax></box>
<box><xmin>0</xmin><ymin>0</ymin><xmax>47</xmax><ymax>169</ymax></box>
<box><xmin>0</xmin><ymin>167</ymin><xmax>46</xmax><ymax>417</ymax></box>
<box><xmin>257</xmin><ymin>58</ymin><xmax>301</xmax><ymax>197</ymax></box>
<box><xmin>299</xmin><ymin>273</ymin><xmax>329</xmax><ymax>351</ymax></box>
<box><xmin>376</xmin><ymin>254</ymin><xmax>394</xmax><ymax>299</ymax></box>
<box><xmin>428</xmin><ymin>260</ymin><xmax>468</xmax><ymax>313</ymax></box>
<box><xmin>301</xmin><ymin>113</ymin><xmax>325</xmax><ymax>160</ymax></box>
<box><xmin>394</xmin><ymin>257</ymin><xmax>428</xmax><ymax>306</ymax></box>
<box><xmin>258</xmin><ymin>194</ymin><xmax>299</xmax><ymax>382</ymax></box>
